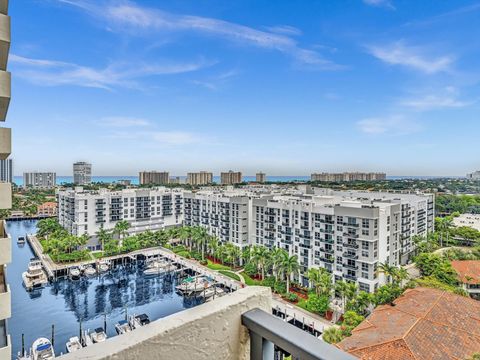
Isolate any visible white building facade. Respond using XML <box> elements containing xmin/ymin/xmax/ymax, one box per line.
<box><xmin>57</xmin><ymin>187</ymin><xmax>183</xmax><ymax>250</ymax></box>
<box><xmin>73</xmin><ymin>161</ymin><xmax>92</xmax><ymax>185</ymax></box>
<box><xmin>23</xmin><ymin>172</ymin><xmax>56</xmax><ymax>189</ymax></box>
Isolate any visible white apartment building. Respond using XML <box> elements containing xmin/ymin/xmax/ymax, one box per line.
<box><xmin>57</xmin><ymin>187</ymin><xmax>183</xmax><ymax>250</ymax></box>
<box><xmin>0</xmin><ymin>1</ymin><xmax>12</xmax><ymax>358</ymax></box>
<box><xmin>184</xmin><ymin>186</ymin><xmax>434</xmax><ymax>292</ymax></box>
<box><xmin>311</xmin><ymin>172</ymin><xmax>387</xmax><ymax>182</ymax></box>
<box><xmin>139</xmin><ymin>171</ymin><xmax>169</xmax><ymax>185</ymax></box>
<box><xmin>0</xmin><ymin>158</ymin><xmax>12</xmax><ymax>182</ymax></box>
<box><xmin>220</xmin><ymin>170</ymin><xmax>242</xmax><ymax>185</ymax></box>
<box><xmin>23</xmin><ymin>172</ymin><xmax>56</xmax><ymax>189</ymax></box>
<box><xmin>73</xmin><ymin>161</ymin><xmax>92</xmax><ymax>185</ymax></box>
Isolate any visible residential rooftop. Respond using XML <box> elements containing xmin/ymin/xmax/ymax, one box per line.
<box><xmin>451</xmin><ymin>260</ymin><xmax>480</xmax><ymax>285</ymax></box>
<box><xmin>337</xmin><ymin>287</ymin><xmax>480</xmax><ymax>360</ymax></box>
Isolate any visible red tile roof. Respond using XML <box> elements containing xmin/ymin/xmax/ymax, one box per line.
<box><xmin>337</xmin><ymin>287</ymin><xmax>480</xmax><ymax>360</ymax></box>
<box><xmin>451</xmin><ymin>260</ymin><xmax>480</xmax><ymax>285</ymax></box>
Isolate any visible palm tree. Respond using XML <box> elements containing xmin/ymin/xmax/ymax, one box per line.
<box><xmin>207</xmin><ymin>236</ymin><xmax>219</xmax><ymax>259</ymax></box>
<box><xmin>252</xmin><ymin>246</ymin><xmax>270</xmax><ymax>280</ymax></box>
<box><xmin>114</xmin><ymin>220</ymin><xmax>130</xmax><ymax>246</ymax></box>
<box><xmin>229</xmin><ymin>245</ymin><xmax>242</xmax><ymax>267</ymax></box>
<box><xmin>335</xmin><ymin>280</ymin><xmax>349</xmax><ymax>313</ymax></box>
<box><xmin>280</xmin><ymin>254</ymin><xmax>299</xmax><ymax>293</ymax></box>
<box><xmin>318</xmin><ymin>269</ymin><xmax>333</xmax><ymax>298</ymax></box>
<box><xmin>193</xmin><ymin>227</ymin><xmax>209</xmax><ymax>260</ymax></box>
<box><xmin>437</xmin><ymin>217</ymin><xmax>453</xmax><ymax>247</ymax></box>
<box><xmin>96</xmin><ymin>226</ymin><xmax>112</xmax><ymax>252</ymax></box>
<box><xmin>241</xmin><ymin>245</ymin><xmax>252</xmax><ymax>265</ymax></box>
<box><xmin>308</xmin><ymin>268</ymin><xmax>322</xmax><ymax>296</ymax></box>
<box><xmin>270</xmin><ymin>247</ymin><xmax>286</xmax><ymax>281</ymax></box>
<box><xmin>378</xmin><ymin>262</ymin><xmax>397</xmax><ymax>284</ymax></box>
<box><xmin>179</xmin><ymin>226</ymin><xmax>192</xmax><ymax>250</ymax></box>
<box><xmin>393</xmin><ymin>267</ymin><xmax>409</xmax><ymax>286</ymax></box>
<box><xmin>345</xmin><ymin>282</ymin><xmax>358</xmax><ymax>305</ymax></box>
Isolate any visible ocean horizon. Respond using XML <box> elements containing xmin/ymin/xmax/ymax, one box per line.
<box><xmin>12</xmin><ymin>175</ymin><xmax>463</xmax><ymax>186</ymax></box>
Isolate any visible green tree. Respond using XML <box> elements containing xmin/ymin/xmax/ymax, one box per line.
<box><xmin>306</xmin><ymin>294</ymin><xmax>330</xmax><ymax>316</ymax></box>
<box><xmin>252</xmin><ymin>246</ymin><xmax>270</xmax><ymax>280</ymax></box>
<box><xmin>378</xmin><ymin>262</ymin><xmax>397</xmax><ymax>284</ymax></box>
<box><xmin>322</xmin><ymin>327</ymin><xmax>344</xmax><ymax>344</ymax></box>
<box><xmin>114</xmin><ymin>220</ymin><xmax>130</xmax><ymax>245</ymax></box>
<box><xmin>96</xmin><ymin>226</ymin><xmax>112</xmax><ymax>253</ymax></box>
<box><xmin>279</xmin><ymin>254</ymin><xmax>299</xmax><ymax>293</ymax></box>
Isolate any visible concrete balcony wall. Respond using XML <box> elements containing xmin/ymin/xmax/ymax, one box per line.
<box><xmin>0</xmin><ymin>126</ymin><xmax>10</xmax><ymax>159</ymax></box>
<box><xmin>0</xmin><ymin>13</ymin><xmax>10</xmax><ymax>71</ymax></box>
<box><xmin>0</xmin><ymin>182</ymin><xmax>11</xmax><ymax>209</ymax></box>
<box><xmin>0</xmin><ymin>1</ymin><xmax>7</xmax><ymax>16</ymax></box>
<box><xmin>0</xmin><ymin>221</ymin><xmax>11</xmax><ymax>265</ymax></box>
<box><xmin>0</xmin><ymin>70</ymin><xmax>10</xmax><ymax>121</ymax></box>
<box><xmin>62</xmin><ymin>286</ymin><xmax>272</xmax><ymax>360</ymax></box>
<box><xmin>0</xmin><ymin>284</ymin><xmax>10</xmax><ymax>320</ymax></box>
<box><xmin>0</xmin><ymin>334</ymin><xmax>10</xmax><ymax>360</ymax></box>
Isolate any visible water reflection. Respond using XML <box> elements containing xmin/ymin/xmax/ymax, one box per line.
<box><xmin>6</xmin><ymin>220</ymin><xmax>202</xmax><ymax>359</ymax></box>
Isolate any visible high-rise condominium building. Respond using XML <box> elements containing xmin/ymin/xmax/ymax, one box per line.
<box><xmin>0</xmin><ymin>158</ymin><xmax>12</xmax><ymax>182</ymax></box>
<box><xmin>0</xmin><ymin>2</ymin><xmax>12</xmax><ymax>358</ymax></box>
<box><xmin>311</xmin><ymin>172</ymin><xmax>387</xmax><ymax>182</ymax></box>
<box><xmin>256</xmin><ymin>172</ymin><xmax>266</xmax><ymax>183</ymax></box>
<box><xmin>187</xmin><ymin>171</ymin><xmax>213</xmax><ymax>185</ymax></box>
<box><xmin>184</xmin><ymin>186</ymin><xmax>434</xmax><ymax>292</ymax></box>
<box><xmin>57</xmin><ymin>187</ymin><xmax>183</xmax><ymax>250</ymax></box>
<box><xmin>139</xmin><ymin>171</ymin><xmax>169</xmax><ymax>185</ymax></box>
<box><xmin>23</xmin><ymin>172</ymin><xmax>56</xmax><ymax>189</ymax></box>
<box><xmin>467</xmin><ymin>171</ymin><xmax>480</xmax><ymax>180</ymax></box>
<box><xmin>220</xmin><ymin>170</ymin><xmax>242</xmax><ymax>185</ymax></box>
<box><xmin>73</xmin><ymin>161</ymin><xmax>92</xmax><ymax>185</ymax></box>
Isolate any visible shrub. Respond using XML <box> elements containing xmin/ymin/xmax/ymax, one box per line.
<box><xmin>218</xmin><ymin>270</ymin><xmax>241</xmax><ymax>281</ymax></box>
<box><xmin>261</xmin><ymin>276</ymin><xmax>276</xmax><ymax>288</ymax></box>
<box><xmin>305</xmin><ymin>294</ymin><xmax>330</xmax><ymax>315</ymax></box>
<box><xmin>274</xmin><ymin>281</ymin><xmax>286</xmax><ymax>295</ymax></box>
<box><xmin>244</xmin><ymin>262</ymin><xmax>258</xmax><ymax>277</ymax></box>
<box><xmin>322</xmin><ymin>327</ymin><xmax>345</xmax><ymax>344</ymax></box>
<box><xmin>285</xmin><ymin>293</ymin><xmax>298</xmax><ymax>302</ymax></box>
<box><xmin>199</xmin><ymin>259</ymin><xmax>208</xmax><ymax>266</ymax></box>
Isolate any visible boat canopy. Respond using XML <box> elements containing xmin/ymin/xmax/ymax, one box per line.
<box><xmin>95</xmin><ymin>327</ymin><xmax>104</xmax><ymax>333</ymax></box>
<box><xmin>36</xmin><ymin>343</ymin><xmax>51</xmax><ymax>351</ymax></box>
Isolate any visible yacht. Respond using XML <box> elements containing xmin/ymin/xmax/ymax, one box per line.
<box><xmin>80</xmin><ymin>330</ymin><xmax>93</xmax><ymax>347</ymax></box>
<box><xmin>69</xmin><ymin>266</ymin><xmax>81</xmax><ymax>280</ymax></box>
<box><xmin>143</xmin><ymin>259</ymin><xmax>174</xmax><ymax>276</ymax></box>
<box><xmin>97</xmin><ymin>260</ymin><xmax>110</xmax><ymax>273</ymax></box>
<box><xmin>83</xmin><ymin>265</ymin><xmax>97</xmax><ymax>277</ymax></box>
<box><xmin>176</xmin><ymin>276</ymin><xmax>212</xmax><ymax>294</ymax></box>
<box><xmin>17</xmin><ymin>236</ymin><xmax>26</xmax><ymax>245</ymax></box>
<box><xmin>65</xmin><ymin>336</ymin><xmax>82</xmax><ymax>353</ymax></box>
<box><xmin>22</xmin><ymin>259</ymin><xmax>48</xmax><ymax>291</ymax></box>
<box><xmin>128</xmin><ymin>314</ymin><xmax>150</xmax><ymax>329</ymax></box>
<box><xmin>31</xmin><ymin>337</ymin><xmax>55</xmax><ymax>360</ymax></box>
<box><xmin>203</xmin><ymin>287</ymin><xmax>225</xmax><ymax>302</ymax></box>
<box><xmin>90</xmin><ymin>327</ymin><xmax>107</xmax><ymax>343</ymax></box>
<box><xmin>115</xmin><ymin>319</ymin><xmax>132</xmax><ymax>335</ymax></box>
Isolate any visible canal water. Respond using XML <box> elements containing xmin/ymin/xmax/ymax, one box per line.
<box><xmin>6</xmin><ymin>220</ymin><xmax>202</xmax><ymax>359</ymax></box>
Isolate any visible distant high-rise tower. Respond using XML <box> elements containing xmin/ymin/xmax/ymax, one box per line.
<box><xmin>0</xmin><ymin>158</ymin><xmax>12</xmax><ymax>182</ymax></box>
<box><xmin>256</xmin><ymin>172</ymin><xmax>266</xmax><ymax>183</ymax></box>
<box><xmin>187</xmin><ymin>171</ymin><xmax>213</xmax><ymax>185</ymax></box>
<box><xmin>23</xmin><ymin>172</ymin><xmax>56</xmax><ymax>189</ymax></box>
<box><xmin>73</xmin><ymin>161</ymin><xmax>92</xmax><ymax>185</ymax></box>
<box><xmin>139</xmin><ymin>171</ymin><xmax>170</xmax><ymax>185</ymax></box>
<box><xmin>220</xmin><ymin>170</ymin><xmax>242</xmax><ymax>185</ymax></box>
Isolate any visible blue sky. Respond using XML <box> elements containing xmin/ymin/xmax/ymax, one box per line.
<box><xmin>7</xmin><ymin>0</ymin><xmax>480</xmax><ymax>176</ymax></box>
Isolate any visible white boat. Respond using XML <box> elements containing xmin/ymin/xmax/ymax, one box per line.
<box><xmin>83</xmin><ymin>265</ymin><xmax>97</xmax><ymax>276</ymax></box>
<box><xmin>22</xmin><ymin>259</ymin><xmax>49</xmax><ymax>291</ymax></box>
<box><xmin>65</xmin><ymin>336</ymin><xmax>82</xmax><ymax>353</ymax></box>
<box><xmin>128</xmin><ymin>314</ymin><xmax>150</xmax><ymax>329</ymax></box>
<box><xmin>115</xmin><ymin>319</ymin><xmax>132</xmax><ymax>335</ymax></box>
<box><xmin>80</xmin><ymin>330</ymin><xmax>93</xmax><ymax>347</ymax></box>
<box><xmin>176</xmin><ymin>276</ymin><xmax>212</xmax><ymax>294</ymax></box>
<box><xmin>69</xmin><ymin>266</ymin><xmax>81</xmax><ymax>279</ymax></box>
<box><xmin>203</xmin><ymin>287</ymin><xmax>225</xmax><ymax>301</ymax></box>
<box><xmin>143</xmin><ymin>259</ymin><xmax>175</xmax><ymax>276</ymax></box>
<box><xmin>90</xmin><ymin>327</ymin><xmax>107</xmax><ymax>343</ymax></box>
<box><xmin>31</xmin><ymin>337</ymin><xmax>55</xmax><ymax>360</ymax></box>
<box><xmin>97</xmin><ymin>260</ymin><xmax>110</xmax><ymax>273</ymax></box>
<box><xmin>17</xmin><ymin>236</ymin><xmax>26</xmax><ymax>245</ymax></box>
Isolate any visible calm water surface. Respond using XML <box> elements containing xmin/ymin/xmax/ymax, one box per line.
<box><xmin>6</xmin><ymin>220</ymin><xmax>201</xmax><ymax>359</ymax></box>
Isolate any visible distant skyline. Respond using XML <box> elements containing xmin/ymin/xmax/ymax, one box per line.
<box><xmin>9</xmin><ymin>0</ymin><xmax>480</xmax><ymax>176</ymax></box>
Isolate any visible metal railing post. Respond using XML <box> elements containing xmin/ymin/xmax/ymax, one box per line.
<box><xmin>250</xmin><ymin>331</ymin><xmax>274</xmax><ymax>360</ymax></box>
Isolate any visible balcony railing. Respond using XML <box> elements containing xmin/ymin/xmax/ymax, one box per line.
<box><xmin>242</xmin><ymin>308</ymin><xmax>355</xmax><ymax>360</ymax></box>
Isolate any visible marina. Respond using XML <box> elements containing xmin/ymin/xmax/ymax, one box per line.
<box><xmin>6</xmin><ymin>220</ymin><xmax>237</xmax><ymax>359</ymax></box>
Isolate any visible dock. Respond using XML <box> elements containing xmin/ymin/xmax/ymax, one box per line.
<box><xmin>25</xmin><ymin>234</ymin><xmax>241</xmax><ymax>291</ymax></box>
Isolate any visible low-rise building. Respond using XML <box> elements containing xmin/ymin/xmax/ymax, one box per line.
<box><xmin>23</xmin><ymin>172</ymin><xmax>56</xmax><ymax>189</ymax></box>
<box><xmin>37</xmin><ymin>201</ymin><xmax>57</xmax><ymax>217</ymax></box>
<box><xmin>453</xmin><ymin>213</ymin><xmax>480</xmax><ymax>231</ymax></box>
<box><xmin>57</xmin><ymin>187</ymin><xmax>183</xmax><ymax>250</ymax></box>
<box><xmin>467</xmin><ymin>170</ymin><xmax>480</xmax><ymax>180</ymax></box>
<box><xmin>337</xmin><ymin>287</ymin><xmax>480</xmax><ymax>360</ymax></box>
<box><xmin>451</xmin><ymin>260</ymin><xmax>480</xmax><ymax>300</ymax></box>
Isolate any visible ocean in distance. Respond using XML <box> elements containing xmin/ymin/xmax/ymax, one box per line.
<box><xmin>12</xmin><ymin>175</ymin><xmax>459</xmax><ymax>186</ymax></box>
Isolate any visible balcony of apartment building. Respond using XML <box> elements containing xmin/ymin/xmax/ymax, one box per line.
<box><xmin>61</xmin><ymin>287</ymin><xmax>354</xmax><ymax>360</ymax></box>
<box><xmin>0</xmin><ymin>220</ymin><xmax>11</xmax><ymax>359</ymax></box>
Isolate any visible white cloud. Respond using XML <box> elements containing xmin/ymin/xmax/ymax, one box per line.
<box><xmin>357</xmin><ymin>116</ymin><xmax>421</xmax><ymax>135</ymax></box>
<box><xmin>10</xmin><ymin>54</ymin><xmax>212</xmax><ymax>90</ymax></box>
<box><xmin>400</xmin><ymin>87</ymin><xmax>473</xmax><ymax>110</ymax></box>
<box><xmin>264</xmin><ymin>25</ymin><xmax>302</xmax><ymax>36</ymax></box>
<box><xmin>367</xmin><ymin>41</ymin><xmax>453</xmax><ymax>74</ymax></box>
<box><xmin>98</xmin><ymin>117</ymin><xmax>151</xmax><ymax>127</ymax></box>
<box><xmin>363</xmin><ymin>0</ymin><xmax>395</xmax><ymax>10</ymax></box>
<box><xmin>57</xmin><ymin>0</ymin><xmax>340</xmax><ymax>70</ymax></box>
